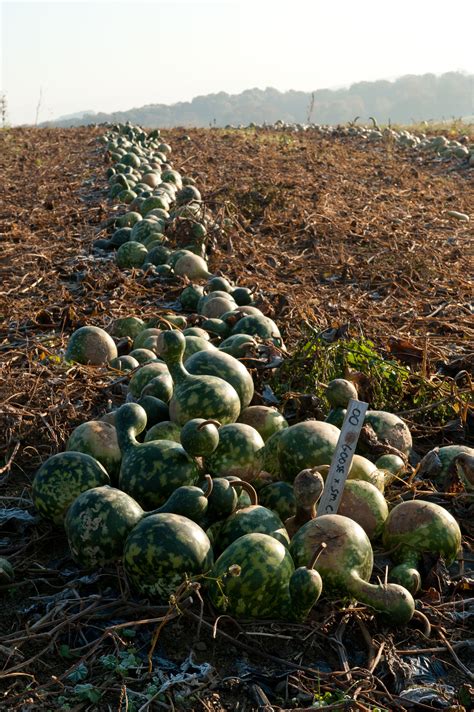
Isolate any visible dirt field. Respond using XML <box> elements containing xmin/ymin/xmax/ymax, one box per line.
<box><xmin>0</xmin><ymin>125</ymin><xmax>473</xmax><ymax>711</ymax></box>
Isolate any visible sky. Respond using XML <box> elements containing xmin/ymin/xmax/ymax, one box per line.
<box><xmin>1</xmin><ymin>0</ymin><xmax>474</xmax><ymax>125</ymax></box>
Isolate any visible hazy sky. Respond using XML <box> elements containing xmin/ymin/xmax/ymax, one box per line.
<box><xmin>2</xmin><ymin>0</ymin><xmax>474</xmax><ymax>125</ymax></box>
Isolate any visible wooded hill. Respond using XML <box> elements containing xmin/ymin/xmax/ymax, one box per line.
<box><xmin>44</xmin><ymin>71</ymin><xmax>473</xmax><ymax>128</ymax></box>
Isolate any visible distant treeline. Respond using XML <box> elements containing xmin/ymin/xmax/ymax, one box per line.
<box><xmin>44</xmin><ymin>72</ymin><xmax>473</xmax><ymax>128</ymax></box>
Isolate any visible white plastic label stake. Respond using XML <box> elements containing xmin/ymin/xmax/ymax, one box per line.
<box><xmin>317</xmin><ymin>398</ymin><xmax>368</xmax><ymax>516</ymax></box>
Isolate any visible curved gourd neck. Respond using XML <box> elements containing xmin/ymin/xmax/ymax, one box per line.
<box><xmin>115</xmin><ymin>404</ymin><xmax>147</xmax><ymax>453</ymax></box>
<box><xmin>345</xmin><ymin>571</ymin><xmax>415</xmax><ymax>624</ymax></box>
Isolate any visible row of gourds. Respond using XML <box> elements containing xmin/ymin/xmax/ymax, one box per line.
<box><xmin>31</xmin><ymin>121</ymin><xmax>473</xmax><ymax>625</ymax></box>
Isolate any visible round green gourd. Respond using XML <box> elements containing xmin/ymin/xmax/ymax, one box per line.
<box><xmin>180</xmin><ymin>284</ymin><xmax>205</xmax><ymax>312</ymax></box>
<box><xmin>65</xmin><ymin>326</ymin><xmax>118</xmax><ymax>366</ymax></box>
<box><xmin>123</xmin><ymin>513</ymin><xmax>213</xmax><ymax>600</ymax></box>
<box><xmin>325</xmin><ymin>378</ymin><xmax>358</xmax><ymax>408</ymax></box>
<box><xmin>128</xmin><ymin>362</ymin><xmax>172</xmax><ymax>400</ymax></box>
<box><xmin>230</xmin><ymin>314</ymin><xmax>283</xmax><ymax>348</ymax></box>
<box><xmin>258</xmin><ymin>482</ymin><xmax>296</xmax><ymax>522</ymax></box>
<box><xmin>110</xmin><ymin>355</ymin><xmax>140</xmax><ymax>372</ymax></box>
<box><xmin>219</xmin><ymin>334</ymin><xmax>258</xmax><ymax>358</ymax></box>
<box><xmin>361</xmin><ymin>410</ymin><xmax>412</xmax><ymax>458</ymax></box>
<box><xmin>158</xmin><ymin>330</ymin><xmax>241</xmax><ymax>426</ymax></box>
<box><xmin>136</xmin><ymin>396</ymin><xmax>169</xmax><ymax>426</ymax></box>
<box><xmin>116</xmin><ymin>403</ymin><xmax>199</xmax><ymax>508</ymax></box>
<box><xmin>32</xmin><ymin>452</ymin><xmax>110</xmax><ymax>526</ymax></box>
<box><xmin>276</xmin><ymin>420</ymin><xmax>340</xmax><ymax>482</ymax></box>
<box><xmin>65</xmin><ymin>486</ymin><xmax>145</xmax><ymax>569</ymax></box>
<box><xmin>238</xmin><ymin>406</ymin><xmax>288</xmax><ymax>442</ymax></box>
<box><xmin>109</xmin><ymin>316</ymin><xmax>146</xmax><ymax>340</ymax></box>
<box><xmin>201</xmin><ymin>318</ymin><xmax>230</xmax><ymax>339</ymax></box>
<box><xmin>182</xmin><ymin>327</ymin><xmax>210</xmax><ymax>340</ymax></box>
<box><xmin>155</xmin><ymin>476</ymin><xmax>213</xmax><ymax>523</ymax></box>
<box><xmin>183</xmin><ymin>336</ymin><xmax>217</xmax><ymax>361</ymax></box>
<box><xmin>129</xmin><ymin>348</ymin><xmax>158</xmax><ymax>364</ymax></box>
<box><xmin>204</xmin><ymin>423</ymin><xmax>264</xmax><ymax>481</ymax></box>
<box><xmin>232</xmin><ymin>287</ymin><xmax>253</xmax><ymax>306</ymax></box>
<box><xmin>216</xmin><ymin>502</ymin><xmax>290</xmax><ymax>555</ymax></box>
<box><xmin>207</xmin><ymin>532</ymin><xmax>322</xmax><ymax>621</ymax></box>
<box><xmin>180</xmin><ymin>418</ymin><xmax>220</xmax><ymax>457</ymax></box>
<box><xmin>383</xmin><ymin>500</ymin><xmax>462</xmax><ymax>594</ymax></box>
<box><xmin>338</xmin><ymin>480</ymin><xmax>389</xmax><ymax>540</ymax></box>
<box><xmin>144</xmin><ymin>420</ymin><xmax>182</xmax><ymax>443</ymax></box>
<box><xmin>185</xmin><ymin>349</ymin><xmax>254</xmax><ymax>409</ymax></box>
<box><xmin>418</xmin><ymin>445</ymin><xmax>474</xmax><ymax>489</ymax></box>
<box><xmin>116</xmin><ymin>241</ymin><xmax>148</xmax><ymax>268</ymax></box>
<box><xmin>66</xmin><ymin>420</ymin><xmax>121</xmax><ymax>482</ymax></box>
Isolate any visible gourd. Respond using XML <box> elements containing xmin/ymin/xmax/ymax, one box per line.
<box><xmin>285</xmin><ymin>469</ymin><xmax>324</xmax><ymax>538</ymax></box>
<box><xmin>116</xmin><ymin>241</ymin><xmax>148</xmax><ymax>268</ymax></box>
<box><xmin>180</xmin><ymin>418</ymin><xmax>220</xmax><ymax>457</ymax></box>
<box><xmin>219</xmin><ymin>334</ymin><xmax>258</xmax><ymax>358</ymax></box>
<box><xmin>204</xmin><ymin>423</ymin><xmax>264</xmax><ymax>481</ymax></box>
<box><xmin>32</xmin><ymin>452</ymin><xmax>110</xmax><ymax>526</ymax></box>
<box><xmin>174</xmin><ymin>254</ymin><xmax>212</xmax><ymax>280</ymax></box>
<box><xmin>116</xmin><ymin>403</ymin><xmax>199</xmax><ymax>508</ymax></box>
<box><xmin>144</xmin><ymin>421</ymin><xmax>182</xmax><ymax>443</ymax></box>
<box><xmin>215</xmin><ymin>499</ymin><xmax>290</xmax><ymax>555</ymax></box>
<box><xmin>205</xmin><ymin>478</ymin><xmax>256</xmax><ymax>523</ymax></box>
<box><xmin>290</xmin><ymin>514</ymin><xmax>415</xmax><ymax>624</ymax></box>
<box><xmin>325</xmin><ymin>378</ymin><xmax>358</xmax><ymax>408</ymax></box>
<box><xmin>157</xmin><ymin>330</ymin><xmax>241</xmax><ymax>426</ymax></box>
<box><xmin>185</xmin><ymin>349</ymin><xmax>254</xmax><ymax>409</ymax></box>
<box><xmin>154</xmin><ymin>476</ymin><xmax>213</xmax><ymax>523</ymax></box>
<box><xmin>417</xmin><ymin>445</ymin><xmax>474</xmax><ymax>490</ymax></box>
<box><xmin>383</xmin><ymin>500</ymin><xmax>462</xmax><ymax>593</ymax></box>
<box><xmin>258</xmin><ymin>482</ymin><xmax>296</xmax><ymax>522</ymax></box>
<box><xmin>66</xmin><ymin>420</ymin><xmax>121</xmax><ymax>482</ymax></box>
<box><xmin>65</xmin><ymin>485</ymin><xmax>145</xmax><ymax>569</ymax></box>
<box><xmin>360</xmin><ymin>410</ymin><xmax>412</xmax><ymax>458</ymax></box>
<box><xmin>207</xmin><ymin>532</ymin><xmax>322</xmax><ymax>621</ymax></box>
<box><xmin>110</xmin><ymin>355</ymin><xmax>140</xmax><ymax>372</ymax></box>
<box><xmin>230</xmin><ymin>313</ymin><xmax>284</xmax><ymax>348</ymax></box>
<box><xmin>238</xmin><ymin>406</ymin><xmax>288</xmax><ymax>442</ymax></box>
<box><xmin>65</xmin><ymin>326</ymin><xmax>118</xmax><ymax>365</ymax></box>
<box><xmin>109</xmin><ymin>316</ymin><xmax>146</xmax><ymax>340</ymax></box>
<box><xmin>276</xmin><ymin>420</ymin><xmax>340</xmax><ymax>481</ymax></box>
<box><xmin>128</xmin><ymin>362</ymin><xmax>173</xmax><ymax>401</ymax></box>
<box><xmin>123</xmin><ymin>513</ymin><xmax>213</xmax><ymax>600</ymax></box>
<box><xmin>338</xmin><ymin>480</ymin><xmax>389</xmax><ymax>540</ymax></box>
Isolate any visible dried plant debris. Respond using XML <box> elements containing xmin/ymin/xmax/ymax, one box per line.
<box><xmin>0</xmin><ymin>125</ymin><xmax>473</xmax><ymax>711</ymax></box>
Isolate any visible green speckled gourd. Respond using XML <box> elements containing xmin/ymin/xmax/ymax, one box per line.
<box><xmin>290</xmin><ymin>514</ymin><xmax>415</xmax><ymax>624</ymax></box>
<box><xmin>128</xmin><ymin>362</ymin><xmax>172</xmax><ymax>400</ymax></box>
<box><xmin>383</xmin><ymin>500</ymin><xmax>462</xmax><ymax>594</ymax></box>
<box><xmin>116</xmin><ymin>241</ymin><xmax>148</xmax><ymax>268</ymax></box>
<box><xmin>338</xmin><ymin>480</ymin><xmax>389</xmax><ymax>540</ymax></box>
<box><xmin>65</xmin><ymin>326</ymin><xmax>118</xmax><ymax>366</ymax></box>
<box><xmin>325</xmin><ymin>378</ymin><xmax>358</xmax><ymax>408</ymax></box>
<box><xmin>258</xmin><ymin>482</ymin><xmax>296</xmax><ymax>522</ymax></box>
<box><xmin>32</xmin><ymin>452</ymin><xmax>110</xmax><ymax>526</ymax></box>
<box><xmin>276</xmin><ymin>420</ymin><xmax>340</xmax><ymax>481</ymax></box>
<box><xmin>418</xmin><ymin>445</ymin><xmax>474</xmax><ymax>490</ymax></box>
<box><xmin>144</xmin><ymin>420</ymin><xmax>182</xmax><ymax>443</ymax></box>
<box><xmin>204</xmin><ymin>477</ymin><xmax>255</xmax><ymax>523</ymax></box>
<box><xmin>360</xmin><ymin>410</ymin><xmax>412</xmax><ymax>458</ymax></box>
<box><xmin>116</xmin><ymin>403</ymin><xmax>199</xmax><ymax>508</ymax></box>
<box><xmin>204</xmin><ymin>423</ymin><xmax>264</xmax><ymax>481</ymax></box>
<box><xmin>230</xmin><ymin>313</ymin><xmax>284</xmax><ymax>348</ymax></box>
<box><xmin>207</xmin><ymin>532</ymin><xmax>322</xmax><ymax>620</ymax></box>
<box><xmin>216</xmin><ymin>502</ymin><xmax>290</xmax><ymax>556</ymax></box>
<box><xmin>185</xmin><ymin>349</ymin><xmax>254</xmax><ymax>408</ymax></box>
<box><xmin>155</xmin><ymin>476</ymin><xmax>213</xmax><ymax>523</ymax></box>
<box><xmin>109</xmin><ymin>316</ymin><xmax>146</xmax><ymax>340</ymax></box>
<box><xmin>238</xmin><ymin>406</ymin><xmax>288</xmax><ymax>442</ymax></box>
<box><xmin>157</xmin><ymin>330</ymin><xmax>241</xmax><ymax>426</ymax></box>
<box><xmin>219</xmin><ymin>334</ymin><xmax>258</xmax><ymax>359</ymax></box>
<box><xmin>65</xmin><ymin>486</ymin><xmax>145</xmax><ymax>569</ymax></box>
<box><xmin>180</xmin><ymin>418</ymin><xmax>220</xmax><ymax>457</ymax></box>
<box><xmin>123</xmin><ymin>513</ymin><xmax>213</xmax><ymax>600</ymax></box>
<box><xmin>66</xmin><ymin>420</ymin><xmax>121</xmax><ymax>482</ymax></box>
